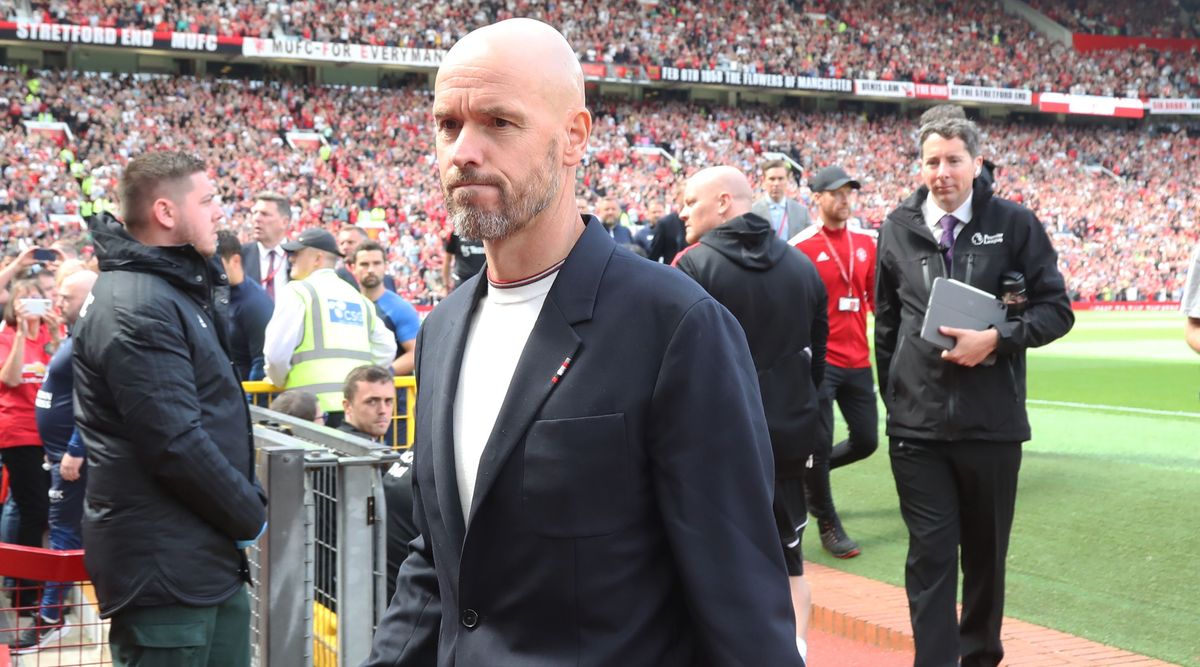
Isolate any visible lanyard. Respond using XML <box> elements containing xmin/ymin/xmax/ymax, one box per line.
<box><xmin>774</xmin><ymin>205</ymin><xmax>789</xmax><ymax>238</ymax></box>
<box><xmin>819</xmin><ymin>227</ymin><xmax>856</xmax><ymax>297</ymax></box>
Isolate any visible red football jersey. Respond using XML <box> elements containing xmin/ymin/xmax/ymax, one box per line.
<box><xmin>793</xmin><ymin>224</ymin><xmax>877</xmax><ymax>369</ymax></box>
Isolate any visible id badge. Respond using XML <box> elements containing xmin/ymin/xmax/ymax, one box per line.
<box><xmin>838</xmin><ymin>297</ymin><xmax>861</xmax><ymax>312</ymax></box>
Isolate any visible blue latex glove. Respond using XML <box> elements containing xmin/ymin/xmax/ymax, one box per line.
<box><xmin>237</xmin><ymin>521</ymin><xmax>268</xmax><ymax>549</ymax></box>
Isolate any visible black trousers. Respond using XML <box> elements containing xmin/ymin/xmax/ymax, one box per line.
<box><xmin>805</xmin><ymin>365</ymin><xmax>878</xmax><ymax>520</ymax></box>
<box><xmin>1</xmin><ymin>445</ymin><xmax>50</xmax><ymax>608</ymax></box>
<box><xmin>889</xmin><ymin>438</ymin><xmax>1022</xmax><ymax>667</ymax></box>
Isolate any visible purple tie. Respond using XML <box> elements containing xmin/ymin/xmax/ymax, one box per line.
<box><xmin>938</xmin><ymin>214</ymin><xmax>957</xmax><ymax>274</ymax></box>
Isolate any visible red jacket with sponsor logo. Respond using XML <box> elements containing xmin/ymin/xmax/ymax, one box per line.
<box><xmin>793</xmin><ymin>223</ymin><xmax>876</xmax><ymax>369</ymax></box>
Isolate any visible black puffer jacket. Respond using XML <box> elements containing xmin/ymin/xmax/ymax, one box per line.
<box><xmin>675</xmin><ymin>213</ymin><xmax>828</xmax><ymax>478</ymax></box>
<box><xmin>874</xmin><ymin>175</ymin><xmax>1074</xmax><ymax>443</ymax></box>
<box><xmin>73</xmin><ymin>215</ymin><xmax>267</xmax><ymax>617</ymax></box>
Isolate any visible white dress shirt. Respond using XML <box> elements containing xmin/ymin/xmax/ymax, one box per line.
<box><xmin>257</xmin><ymin>242</ymin><xmax>289</xmax><ymax>296</ymax></box>
<box><xmin>922</xmin><ymin>192</ymin><xmax>974</xmax><ymax>242</ymax></box>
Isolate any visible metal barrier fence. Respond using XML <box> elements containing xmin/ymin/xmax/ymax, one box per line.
<box><xmin>249</xmin><ymin>405</ymin><xmax>399</xmax><ymax>667</ymax></box>
<box><xmin>0</xmin><ymin>545</ymin><xmax>109</xmax><ymax>666</ymax></box>
<box><xmin>244</xmin><ymin>376</ymin><xmax>417</xmax><ymax>450</ymax></box>
<box><xmin>0</xmin><ymin>404</ymin><xmax>395</xmax><ymax>667</ymax></box>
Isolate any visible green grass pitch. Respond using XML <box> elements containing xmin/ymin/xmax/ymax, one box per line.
<box><xmin>805</xmin><ymin>311</ymin><xmax>1200</xmax><ymax>666</ymax></box>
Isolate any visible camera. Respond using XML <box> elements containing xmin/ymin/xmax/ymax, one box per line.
<box><xmin>33</xmin><ymin>248</ymin><xmax>58</xmax><ymax>262</ymax></box>
<box><xmin>1000</xmin><ymin>272</ymin><xmax>1027</xmax><ymax>319</ymax></box>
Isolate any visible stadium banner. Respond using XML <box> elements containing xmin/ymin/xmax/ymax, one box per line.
<box><xmin>854</xmin><ymin>79</ymin><xmax>915</xmax><ymax>98</ymax></box>
<box><xmin>657</xmin><ymin>67</ymin><xmax>852</xmax><ymax>92</ymax></box>
<box><xmin>1148</xmin><ymin>98</ymin><xmax>1200</xmax><ymax>115</ymax></box>
<box><xmin>1037</xmin><ymin>92</ymin><xmax>1145</xmax><ymax>119</ymax></box>
<box><xmin>949</xmin><ymin>85</ymin><xmax>1033</xmax><ymax>106</ymax></box>
<box><xmin>913</xmin><ymin>83</ymin><xmax>949</xmax><ymax>100</ymax></box>
<box><xmin>241</xmin><ymin>37</ymin><xmax>445</xmax><ymax>67</ymax></box>
<box><xmin>1</xmin><ymin>21</ymin><xmax>241</xmax><ymax>54</ymax></box>
<box><xmin>285</xmin><ymin>131</ymin><xmax>327</xmax><ymax>151</ymax></box>
<box><xmin>49</xmin><ymin>214</ymin><xmax>85</xmax><ymax>228</ymax></box>
<box><xmin>581</xmin><ymin>63</ymin><xmax>607</xmax><ymax>78</ymax></box>
<box><xmin>1073</xmin><ymin>33</ymin><xmax>1200</xmax><ymax>54</ymax></box>
<box><xmin>22</xmin><ymin>120</ymin><xmax>73</xmax><ymax>142</ymax></box>
<box><xmin>1072</xmin><ymin>301</ymin><xmax>1181</xmax><ymax>312</ymax></box>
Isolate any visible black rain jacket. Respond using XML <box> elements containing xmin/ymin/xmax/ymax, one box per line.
<box><xmin>676</xmin><ymin>213</ymin><xmax>828</xmax><ymax>477</ymax></box>
<box><xmin>73</xmin><ymin>214</ymin><xmax>267</xmax><ymax>616</ymax></box>
<box><xmin>874</xmin><ymin>173</ymin><xmax>1074</xmax><ymax>443</ymax></box>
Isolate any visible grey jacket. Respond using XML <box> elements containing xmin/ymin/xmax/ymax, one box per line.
<box><xmin>751</xmin><ymin>196</ymin><xmax>811</xmax><ymax>240</ymax></box>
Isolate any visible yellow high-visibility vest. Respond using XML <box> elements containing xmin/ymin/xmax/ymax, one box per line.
<box><xmin>284</xmin><ymin>270</ymin><xmax>376</xmax><ymax>412</ymax></box>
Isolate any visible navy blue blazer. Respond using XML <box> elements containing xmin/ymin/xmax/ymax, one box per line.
<box><xmin>364</xmin><ymin>218</ymin><xmax>803</xmax><ymax>667</ymax></box>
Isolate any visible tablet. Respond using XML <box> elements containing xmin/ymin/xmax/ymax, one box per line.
<box><xmin>920</xmin><ymin>278</ymin><xmax>1008</xmax><ymax>350</ymax></box>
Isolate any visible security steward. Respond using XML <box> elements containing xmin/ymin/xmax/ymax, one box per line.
<box><xmin>263</xmin><ymin>227</ymin><xmax>395</xmax><ymax>427</ymax></box>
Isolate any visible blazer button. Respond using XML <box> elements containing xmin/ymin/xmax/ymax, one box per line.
<box><xmin>460</xmin><ymin>609</ymin><xmax>479</xmax><ymax>629</ymax></box>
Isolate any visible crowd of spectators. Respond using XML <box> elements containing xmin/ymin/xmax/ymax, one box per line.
<box><xmin>1026</xmin><ymin>0</ymin><xmax>1199</xmax><ymax>38</ymax></box>
<box><xmin>1</xmin><ymin>67</ymin><xmax>1194</xmax><ymax>305</ymax></box>
<box><xmin>8</xmin><ymin>0</ymin><xmax>1200</xmax><ymax>97</ymax></box>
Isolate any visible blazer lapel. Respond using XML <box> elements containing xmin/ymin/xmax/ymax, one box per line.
<box><xmin>428</xmin><ymin>274</ymin><xmax>488</xmax><ymax>555</ymax></box>
<box><xmin>788</xmin><ymin>200</ymin><xmax>803</xmax><ymax>233</ymax></box>
<box><xmin>465</xmin><ymin>218</ymin><xmax>610</xmax><ymax>526</ymax></box>
<box><xmin>246</xmin><ymin>246</ymin><xmax>262</xmax><ymax>284</ymax></box>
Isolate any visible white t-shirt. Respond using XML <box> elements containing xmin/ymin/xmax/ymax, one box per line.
<box><xmin>453</xmin><ymin>267</ymin><xmax>559</xmax><ymax>523</ymax></box>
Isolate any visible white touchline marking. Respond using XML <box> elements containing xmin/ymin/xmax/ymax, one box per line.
<box><xmin>1028</xmin><ymin>399</ymin><xmax>1200</xmax><ymax>419</ymax></box>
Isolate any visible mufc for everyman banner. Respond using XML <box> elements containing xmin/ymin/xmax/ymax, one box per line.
<box><xmin>241</xmin><ymin>37</ymin><xmax>445</xmax><ymax>68</ymax></box>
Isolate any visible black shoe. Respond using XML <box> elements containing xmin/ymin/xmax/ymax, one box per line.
<box><xmin>818</xmin><ymin>520</ymin><xmax>861</xmax><ymax>559</ymax></box>
<box><xmin>9</xmin><ymin>615</ymin><xmax>67</xmax><ymax>654</ymax></box>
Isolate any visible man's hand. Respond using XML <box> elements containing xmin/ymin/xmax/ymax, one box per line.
<box><xmin>60</xmin><ymin>453</ymin><xmax>84</xmax><ymax>481</ymax></box>
<box><xmin>939</xmin><ymin>326</ymin><xmax>999</xmax><ymax>367</ymax></box>
<box><xmin>14</xmin><ymin>246</ymin><xmax>40</xmax><ymax>270</ymax></box>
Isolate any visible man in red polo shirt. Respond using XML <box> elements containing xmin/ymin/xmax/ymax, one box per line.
<box><xmin>792</xmin><ymin>166</ymin><xmax>878</xmax><ymax>559</ymax></box>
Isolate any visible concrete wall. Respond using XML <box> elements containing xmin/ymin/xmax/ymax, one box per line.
<box><xmin>1003</xmin><ymin>0</ymin><xmax>1073</xmax><ymax>46</ymax></box>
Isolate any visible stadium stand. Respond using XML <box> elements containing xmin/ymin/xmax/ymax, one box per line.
<box><xmin>1025</xmin><ymin>0</ymin><xmax>1199</xmax><ymax>38</ymax></box>
<box><xmin>7</xmin><ymin>0</ymin><xmax>1200</xmax><ymax>96</ymax></box>
<box><xmin>0</xmin><ymin>67</ymin><xmax>1195</xmax><ymax>304</ymax></box>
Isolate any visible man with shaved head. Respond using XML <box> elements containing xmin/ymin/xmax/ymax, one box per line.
<box><xmin>674</xmin><ymin>165</ymin><xmax>828</xmax><ymax>662</ymax></box>
<box><xmin>365</xmin><ymin>19</ymin><xmax>805</xmax><ymax>667</ymax></box>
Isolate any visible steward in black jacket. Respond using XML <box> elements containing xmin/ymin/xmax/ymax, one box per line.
<box><xmin>875</xmin><ymin>171</ymin><xmax>1074</xmax><ymax>443</ymax></box>
<box><xmin>675</xmin><ymin>211</ymin><xmax>828</xmax><ymax>478</ymax></box>
<box><xmin>73</xmin><ymin>214</ymin><xmax>267</xmax><ymax>617</ymax></box>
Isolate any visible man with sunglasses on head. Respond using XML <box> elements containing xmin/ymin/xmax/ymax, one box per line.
<box><xmin>262</xmin><ymin>227</ymin><xmax>395</xmax><ymax>428</ymax></box>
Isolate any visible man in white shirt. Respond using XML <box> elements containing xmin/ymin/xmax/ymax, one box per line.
<box><xmin>751</xmin><ymin>159</ymin><xmax>811</xmax><ymax>240</ymax></box>
<box><xmin>365</xmin><ymin>18</ymin><xmax>805</xmax><ymax>667</ymax></box>
<box><xmin>240</xmin><ymin>191</ymin><xmax>290</xmax><ymax>300</ymax></box>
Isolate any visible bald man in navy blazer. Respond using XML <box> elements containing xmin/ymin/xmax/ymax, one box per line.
<box><xmin>363</xmin><ymin>18</ymin><xmax>803</xmax><ymax>667</ymax></box>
